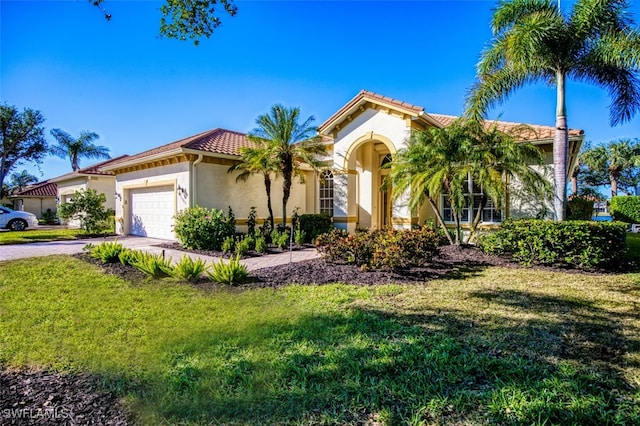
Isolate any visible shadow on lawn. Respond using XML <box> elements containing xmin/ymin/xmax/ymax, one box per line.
<box><xmin>112</xmin><ymin>291</ymin><xmax>640</xmax><ymax>425</ymax></box>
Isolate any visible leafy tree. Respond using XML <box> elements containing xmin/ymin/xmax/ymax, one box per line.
<box><xmin>89</xmin><ymin>0</ymin><xmax>238</xmax><ymax>45</ymax></box>
<box><xmin>58</xmin><ymin>188</ymin><xmax>110</xmax><ymax>233</ymax></box>
<box><xmin>580</xmin><ymin>139</ymin><xmax>640</xmax><ymax>197</ymax></box>
<box><xmin>228</xmin><ymin>146</ymin><xmax>278</xmax><ymax>231</ymax></box>
<box><xmin>50</xmin><ymin>128</ymin><xmax>110</xmax><ymax>171</ymax></box>
<box><xmin>466</xmin><ymin>0</ymin><xmax>640</xmax><ymax>220</ymax></box>
<box><xmin>248</xmin><ymin>105</ymin><xmax>326</xmax><ymax>228</ymax></box>
<box><xmin>9</xmin><ymin>169</ymin><xmax>38</xmax><ymax>193</ymax></box>
<box><xmin>0</xmin><ymin>104</ymin><xmax>47</xmax><ymax>191</ymax></box>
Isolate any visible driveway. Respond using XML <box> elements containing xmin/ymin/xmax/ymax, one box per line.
<box><xmin>0</xmin><ymin>236</ymin><xmax>319</xmax><ymax>271</ymax></box>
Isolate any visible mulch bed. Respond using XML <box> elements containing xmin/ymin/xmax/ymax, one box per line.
<box><xmin>0</xmin><ymin>369</ymin><xmax>130</xmax><ymax>425</ymax></box>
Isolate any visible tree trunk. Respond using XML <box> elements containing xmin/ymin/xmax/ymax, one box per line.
<box><xmin>465</xmin><ymin>194</ymin><xmax>487</xmax><ymax>245</ymax></box>
<box><xmin>451</xmin><ymin>205</ymin><xmax>462</xmax><ymax>245</ymax></box>
<box><xmin>281</xmin><ymin>154</ymin><xmax>293</xmax><ymax>229</ymax></box>
<box><xmin>610</xmin><ymin>172</ymin><xmax>618</xmax><ymax>198</ymax></box>
<box><xmin>553</xmin><ymin>71</ymin><xmax>568</xmax><ymax>221</ymax></box>
<box><xmin>72</xmin><ymin>154</ymin><xmax>80</xmax><ymax>171</ymax></box>
<box><xmin>427</xmin><ymin>196</ymin><xmax>454</xmax><ymax>245</ymax></box>
<box><xmin>264</xmin><ymin>174</ymin><xmax>275</xmax><ymax>230</ymax></box>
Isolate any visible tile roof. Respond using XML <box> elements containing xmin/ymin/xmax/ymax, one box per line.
<box><xmin>10</xmin><ymin>181</ymin><xmax>57</xmax><ymax>197</ymax></box>
<box><xmin>319</xmin><ymin>90</ymin><xmax>584</xmax><ymax>141</ymax></box>
<box><xmin>427</xmin><ymin>113</ymin><xmax>584</xmax><ymax>140</ymax></box>
<box><xmin>105</xmin><ymin>128</ymin><xmax>253</xmax><ymax>168</ymax></box>
<box><xmin>51</xmin><ymin>155</ymin><xmax>130</xmax><ymax>182</ymax></box>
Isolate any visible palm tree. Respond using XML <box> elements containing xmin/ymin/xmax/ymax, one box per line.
<box><xmin>50</xmin><ymin>129</ymin><xmax>110</xmax><ymax>171</ymax></box>
<box><xmin>9</xmin><ymin>169</ymin><xmax>38</xmax><ymax>193</ymax></box>
<box><xmin>580</xmin><ymin>139</ymin><xmax>640</xmax><ymax>197</ymax></box>
<box><xmin>466</xmin><ymin>0</ymin><xmax>640</xmax><ymax>220</ymax></box>
<box><xmin>464</xmin><ymin>120</ymin><xmax>549</xmax><ymax>243</ymax></box>
<box><xmin>389</xmin><ymin>120</ymin><xmax>472</xmax><ymax>245</ymax></box>
<box><xmin>248</xmin><ymin>105</ymin><xmax>326</xmax><ymax>228</ymax></box>
<box><xmin>228</xmin><ymin>145</ymin><xmax>279</xmax><ymax>231</ymax></box>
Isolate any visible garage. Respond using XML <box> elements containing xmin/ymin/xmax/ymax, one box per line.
<box><xmin>129</xmin><ymin>186</ymin><xmax>176</xmax><ymax>240</ymax></box>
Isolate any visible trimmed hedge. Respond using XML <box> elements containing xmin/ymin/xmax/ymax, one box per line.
<box><xmin>315</xmin><ymin>226</ymin><xmax>445</xmax><ymax>270</ymax></box>
<box><xmin>173</xmin><ymin>206</ymin><xmax>236</xmax><ymax>251</ymax></box>
<box><xmin>478</xmin><ymin>219</ymin><xmax>628</xmax><ymax>269</ymax></box>
<box><xmin>299</xmin><ymin>214</ymin><xmax>333</xmax><ymax>243</ymax></box>
<box><xmin>567</xmin><ymin>196</ymin><xmax>594</xmax><ymax>220</ymax></box>
<box><xmin>610</xmin><ymin>196</ymin><xmax>640</xmax><ymax>223</ymax></box>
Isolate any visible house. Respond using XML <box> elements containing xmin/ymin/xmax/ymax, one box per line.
<box><xmin>49</xmin><ymin>155</ymin><xmax>130</xmax><ymax>222</ymax></box>
<box><xmin>103</xmin><ymin>90</ymin><xmax>584</xmax><ymax>240</ymax></box>
<box><xmin>8</xmin><ymin>181</ymin><xmax>58</xmax><ymax>219</ymax></box>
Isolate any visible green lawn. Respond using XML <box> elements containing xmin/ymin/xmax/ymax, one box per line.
<box><xmin>0</xmin><ymin>228</ymin><xmax>90</xmax><ymax>245</ymax></box>
<box><xmin>628</xmin><ymin>232</ymin><xmax>640</xmax><ymax>260</ymax></box>
<box><xmin>1</xmin><ymin>256</ymin><xmax>639</xmax><ymax>425</ymax></box>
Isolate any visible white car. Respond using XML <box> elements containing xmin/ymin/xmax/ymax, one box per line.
<box><xmin>0</xmin><ymin>206</ymin><xmax>39</xmax><ymax>231</ymax></box>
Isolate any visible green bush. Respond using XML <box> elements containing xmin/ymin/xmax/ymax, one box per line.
<box><xmin>610</xmin><ymin>196</ymin><xmax>640</xmax><ymax>223</ymax></box>
<box><xmin>247</xmin><ymin>206</ymin><xmax>257</xmax><ymax>236</ymax></box>
<box><xmin>131</xmin><ymin>252</ymin><xmax>173</xmax><ymax>279</ymax></box>
<box><xmin>40</xmin><ymin>208</ymin><xmax>58</xmax><ymax>225</ymax></box>
<box><xmin>254</xmin><ymin>236</ymin><xmax>267</xmax><ymax>253</ymax></box>
<box><xmin>222</xmin><ymin>236</ymin><xmax>235</xmax><ymax>254</ymax></box>
<box><xmin>294</xmin><ymin>229</ymin><xmax>306</xmax><ymax>246</ymax></box>
<box><xmin>478</xmin><ymin>219</ymin><xmax>628</xmax><ymax>269</ymax></box>
<box><xmin>567</xmin><ymin>196</ymin><xmax>594</xmax><ymax>220</ymax></box>
<box><xmin>207</xmin><ymin>255</ymin><xmax>248</xmax><ymax>285</ymax></box>
<box><xmin>173</xmin><ymin>206</ymin><xmax>236</xmax><ymax>251</ymax></box>
<box><xmin>58</xmin><ymin>188</ymin><xmax>109</xmax><ymax>234</ymax></box>
<box><xmin>299</xmin><ymin>214</ymin><xmax>333</xmax><ymax>243</ymax></box>
<box><xmin>235</xmin><ymin>236</ymin><xmax>253</xmax><ymax>256</ymax></box>
<box><xmin>119</xmin><ymin>248</ymin><xmax>143</xmax><ymax>266</ymax></box>
<box><xmin>88</xmin><ymin>240</ymin><xmax>124</xmax><ymax>264</ymax></box>
<box><xmin>316</xmin><ymin>226</ymin><xmax>443</xmax><ymax>270</ymax></box>
<box><xmin>169</xmin><ymin>255</ymin><xmax>208</xmax><ymax>282</ymax></box>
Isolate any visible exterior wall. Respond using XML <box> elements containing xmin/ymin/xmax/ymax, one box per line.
<box><xmin>195</xmin><ymin>162</ymin><xmax>308</xmax><ymax>231</ymax></box>
<box><xmin>114</xmin><ymin>162</ymin><xmax>190</xmax><ymax>236</ymax></box>
<box><xmin>87</xmin><ymin>176</ymin><xmax>117</xmax><ymax>211</ymax></box>
<box><xmin>11</xmin><ymin>197</ymin><xmax>57</xmax><ymax>218</ymax></box>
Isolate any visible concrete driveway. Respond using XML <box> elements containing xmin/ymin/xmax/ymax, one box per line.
<box><xmin>0</xmin><ymin>235</ymin><xmax>319</xmax><ymax>271</ymax></box>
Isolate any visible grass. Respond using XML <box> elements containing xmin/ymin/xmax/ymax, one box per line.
<box><xmin>627</xmin><ymin>232</ymin><xmax>640</xmax><ymax>260</ymax></box>
<box><xmin>1</xmin><ymin>256</ymin><xmax>639</xmax><ymax>424</ymax></box>
<box><xmin>0</xmin><ymin>228</ymin><xmax>89</xmax><ymax>245</ymax></box>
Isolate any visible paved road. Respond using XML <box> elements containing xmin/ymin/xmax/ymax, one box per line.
<box><xmin>0</xmin><ymin>236</ymin><xmax>319</xmax><ymax>271</ymax></box>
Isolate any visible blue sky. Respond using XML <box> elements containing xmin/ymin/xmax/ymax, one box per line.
<box><xmin>2</xmin><ymin>0</ymin><xmax>640</xmax><ymax>181</ymax></box>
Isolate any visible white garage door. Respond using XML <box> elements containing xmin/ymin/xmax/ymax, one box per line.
<box><xmin>129</xmin><ymin>186</ymin><xmax>175</xmax><ymax>240</ymax></box>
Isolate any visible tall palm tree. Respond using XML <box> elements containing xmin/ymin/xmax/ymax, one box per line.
<box><xmin>50</xmin><ymin>129</ymin><xmax>110</xmax><ymax>171</ymax></box>
<box><xmin>389</xmin><ymin>120</ymin><xmax>472</xmax><ymax>245</ymax></box>
<box><xmin>228</xmin><ymin>145</ymin><xmax>279</xmax><ymax>230</ymax></box>
<box><xmin>581</xmin><ymin>139</ymin><xmax>640</xmax><ymax>197</ymax></box>
<box><xmin>9</xmin><ymin>169</ymin><xmax>38</xmax><ymax>193</ymax></box>
<box><xmin>466</xmin><ymin>0</ymin><xmax>640</xmax><ymax>220</ymax></box>
<box><xmin>248</xmin><ymin>105</ymin><xmax>326</xmax><ymax>228</ymax></box>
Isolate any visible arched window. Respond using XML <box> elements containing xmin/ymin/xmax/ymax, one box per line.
<box><xmin>381</xmin><ymin>153</ymin><xmax>393</xmax><ymax>167</ymax></box>
<box><xmin>319</xmin><ymin>170</ymin><xmax>334</xmax><ymax>217</ymax></box>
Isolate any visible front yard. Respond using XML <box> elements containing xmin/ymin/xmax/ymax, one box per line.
<box><xmin>1</xmin><ymin>255</ymin><xmax>639</xmax><ymax>424</ymax></box>
<box><xmin>0</xmin><ymin>228</ymin><xmax>89</xmax><ymax>245</ymax></box>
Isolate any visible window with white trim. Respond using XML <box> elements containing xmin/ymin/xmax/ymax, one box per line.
<box><xmin>319</xmin><ymin>170</ymin><xmax>334</xmax><ymax>217</ymax></box>
<box><xmin>442</xmin><ymin>176</ymin><xmax>502</xmax><ymax>223</ymax></box>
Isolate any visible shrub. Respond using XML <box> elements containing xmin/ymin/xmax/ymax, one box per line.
<box><xmin>58</xmin><ymin>188</ymin><xmax>109</xmax><ymax>234</ymax></box>
<box><xmin>40</xmin><ymin>208</ymin><xmax>58</xmax><ymax>225</ymax></box>
<box><xmin>316</xmin><ymin>227</ymin><xmax>442</xmax><ymax>270</ymax></box>
<box><xmin>299</xmin><ymin>214</ymin><xmax>333</xmax><ymax>243</ymax></box>
<box><xmin>270</xmin><ymin>230</ymin><xmax>290</xmax><ymax>249</ymax></box>
<box><xmin>207</xmin><ymin>255</ymin><xmax>248</xmax><ymax>285</ymax></box>
<box><xmin>169</xmin><ymin>255</ymin><xmax>208</xmax><ymax>282</ymax></box>
<box><xmin>567</xmin><ymin>196</ymin><xmax>594</xmax><ymax>220</ymax></box>
<box><xmin>294</xmin><ymin>229</ymin><xmax>306</xmax><ymax>246</ymax></box>
<box><xmin>131</xmin><ymin>252</ymin><xmax>173</xmax><ymax>279</ymax></box>
<box><xmin>222</xmin><ymin>236</ymin><xmax>235</xmax><ymax>254</ymax></box>
<box><xmin>610</xmin><ymin>196</ymin><xmax>640</xmax><ymax>223</ymax></box>
<box><xmin>88</xmin><ymin>240</ymin><xmax>124</xmax><ymax>264</ymax></box>
<box><xmin>173</xmin><ymin>206</ymin><xmax>236</xmax><ymax>251</ymax></box>
<box><xmin>119</xmin><ymin>248</ymin><xmax>142</xmax><ymax>266</ymax></box>
<box><xmin>478</xmin><ymin>219</ymin><xmax>628</xmax><ymax>269</ymax></box>
<box><xmin>247</xmin><ymin>206</ymin><xmax>257</xmax><ymax>236</ymax></box>
<box><xmin>254</xmin><ymin>236</ymin><xmax>267</xmax><ymax>253</ymax></box>
<box><xmin>235</xmin><ymin>236</ymin><xmax>253</xmax><ymax>256</ymax></box>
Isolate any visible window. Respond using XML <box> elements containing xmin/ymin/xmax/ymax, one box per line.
<box><xmin>319</xmin><ymin>170</ymin><xmax>334</xmax><ymax>217</ymax></box>
<box><xmin>442</xmin><ymin>177</ymin><xmax>502</xmax><ymax>223</ymax></box>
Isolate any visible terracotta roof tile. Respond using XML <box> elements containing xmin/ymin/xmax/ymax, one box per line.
<box><xmin>427</xmin><ymin>113</ymin><xmax>584</xmax><ymax>141</ymax></box>
<box><xmin>51</xmin><ymin>155</ymin><xmax>130</xmax><ymax>182</ymax></box>
<box><xmin>11</xmin><ymin>181</ymin><xmax>57</xmax><ymax>197</ymax></box>
<box><xmin>105</xmin><ymin>128</ymin><xmax>253</xmax><ymax>168</ymax></box>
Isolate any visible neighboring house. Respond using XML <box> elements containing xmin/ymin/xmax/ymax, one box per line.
<box><xmin>102</xmin><ymin>90</ymin><xmax>583</xmax><ymax>240</ymax></box>
<box><xmin>49</xmin><ymin>155</ymin><xmax>129</xmax><ymax>226</ymax></box>
<box><xmin>8</xmin><ymin>181</ymin><xmax>58</xmax><ymax>219</ymax></box>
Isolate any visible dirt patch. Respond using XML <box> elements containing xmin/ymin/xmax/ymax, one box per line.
<box><xmin>0</xmin><ymin>369</ymin><xmax>130</xmax><ymax>425</ymax></box>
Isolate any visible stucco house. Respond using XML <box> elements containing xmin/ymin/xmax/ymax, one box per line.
<box><xmin>8</xmin><ymin>181</ymin><xmax>58</xmax><ymax>219</ymax></box>
<box><xmin>49</xmin><ymin>155</ymin><xmax>130</xmax><ymax>221</ymax></box>
<box><xmin>103</xmin><ymin>90</ymin><xmax>583</xmax><ymax>240</ymax></box>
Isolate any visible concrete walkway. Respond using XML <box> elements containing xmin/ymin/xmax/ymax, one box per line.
<box><xmin>0</xmin><ymin>235</ymin><xmax>320</xmax><ymax>271</ymax></box>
